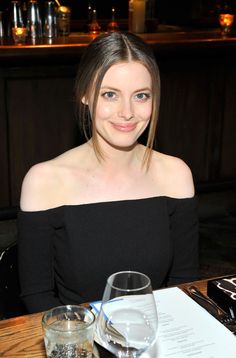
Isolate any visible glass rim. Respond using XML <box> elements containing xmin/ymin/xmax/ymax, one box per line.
<box><xmin>42</xmin><ymin>304</ymin><xmax>95</xmax><ymax>332</ymax></box>
<box><xmin>107</xmin><ymin>270</ymin><xmax>151</xmax><ymax>292</ymax></box>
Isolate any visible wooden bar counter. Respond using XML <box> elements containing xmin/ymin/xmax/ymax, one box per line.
<box><xmin>0</xmin><ymin>279</ymin><xmax>208</xmax><ymax>357</ymax></box>
<box><xmin>0</xmin><ymin>30</ymin><xmax>236</xmax><ymax>209</ymax></box>
<box><xmin>1</xmin><ymin>30</ymin><xmax>236</xmax><ymax>64</ymax></box>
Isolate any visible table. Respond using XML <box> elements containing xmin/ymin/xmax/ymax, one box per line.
<box><xmin>0</xmin><ymin>279</ymin><xmax>209</xmax><ymax>357</ymax></box>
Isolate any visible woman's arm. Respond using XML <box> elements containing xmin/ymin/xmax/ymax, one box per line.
<box><xmin>18</xmin><ymin>162</ymin><xmax>62</xmax><ymax>313</ymax></box>
<box><xmin>18</xmin><ymin>209</ymin><xmax>61</xmax><ymax>313</ymax></box>
<box><xmin>167</xmin><ymin>197</ymin><xmax>200</xmax><ymax>286</ymax></box>
<box><xmin>157</xmin><ymin>155</ymin><xmax>199</xmax><ymax>286</ymax></box>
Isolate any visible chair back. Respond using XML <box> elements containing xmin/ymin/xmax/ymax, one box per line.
<box><xmin>0</xmin><ymin>244</ymin><xmax>26</xmax><ymax>319</ymax></box>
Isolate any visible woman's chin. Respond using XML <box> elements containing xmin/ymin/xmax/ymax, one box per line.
<box><xmin>104</xmin><ymin>139</ymin><xmax>138</xmax><ymax>152</ymax></box>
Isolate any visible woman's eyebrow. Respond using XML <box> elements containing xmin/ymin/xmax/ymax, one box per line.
<box><xmin>100</xmin><ymin>86</ymin><xmax>152</xmax><ymax>92</ymax></box>
<box><xmin>100</xmin><ymin>86</ymin><xmax>120</xmax><ymax>91</ymax></box>
<box><xmin>133</xmin><ymin>87</ymin><xmax>152</xmax><ymax>93</ymax></box>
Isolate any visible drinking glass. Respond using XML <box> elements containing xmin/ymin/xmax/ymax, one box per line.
<box><xmin>42</xmin><ymin>305</ymin><xmax>96</xmax><ymax>358</ymax></box>
<box><xmin>96</xmin><ymin>271</ymin><xmax>158</xmax><ymax>357</ymax></box>
<box><xmin>12</xmin><ymin>26</ymin><xmax>27</xmax><ymax>44</ymax></box>
<box><xmin>57</xmin><ymin>6</ymin><xmax>71</xmax><ymax>36</ymax></box>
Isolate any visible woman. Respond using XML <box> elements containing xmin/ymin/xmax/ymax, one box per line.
<box><xmin>18</xmin><ymin>32</ymin><xmax>199</xmax><ymax>313</ymax></box>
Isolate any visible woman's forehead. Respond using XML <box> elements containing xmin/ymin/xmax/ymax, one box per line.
<box><xmin>101</xmin><ymin>61</ymin><xmax>152</xmax><ymax>87</ymax></box>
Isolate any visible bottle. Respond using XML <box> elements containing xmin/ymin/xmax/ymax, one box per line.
<box><xmin>88</xmin><ymin>8</ymin><xmax>100</xmax><ymax>34</ymax></box>
<box><xmin>44</xmin><ymin>1</ymin><xmax>57</xmax><ymax>38</ymax></box>
<box><xmin>107</xmin><ymin>7</ymin><xmax>119</xmax><ymax>32</ymax></box>
<box><xmin>0</xmin><ymin>11</ymin><xmax>4</xmax><ymax>38</ymax></box>
<box><xmin>8</xmin><ymin>0</ymin><xmax>24</xmax><ymax>37</ymax></box>
<box><xmin>27</xmin><ymin>0</ymin><xmax>42</xmax><ymax>39</ymax></box>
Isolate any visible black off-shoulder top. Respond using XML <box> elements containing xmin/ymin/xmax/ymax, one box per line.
<box><xmin>18</xmin><ymin>196</ymin><xmax>199</xmax><ymax>313</ymax></box>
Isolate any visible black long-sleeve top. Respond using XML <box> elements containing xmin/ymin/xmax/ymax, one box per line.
<box><xmin>18</xmin><ymin>196</ymin><xmax>199</xmax><ymax>313</ymax></box>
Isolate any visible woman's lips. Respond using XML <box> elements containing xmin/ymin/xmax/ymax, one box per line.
<box><xmin>112</xmin><ymin>123</ymin><xmax>137</xmax><ymax>132</ymax></box>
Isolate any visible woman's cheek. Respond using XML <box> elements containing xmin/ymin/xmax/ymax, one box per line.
<box><xmin>97</xmin><ymin>104</ymin><xmax>114</xmax><ymax>119</ymax></box>
<box><xmin>139</xmin><ymin>106</ymin><xmax>152</xmax><ymax>120</ymax></box>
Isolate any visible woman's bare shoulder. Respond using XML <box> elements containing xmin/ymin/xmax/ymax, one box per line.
<box><xmin>20</xmin><ymin>146</ymin><xmax>85</xmax><ymax>211</ymax></box>
<box><xmin>151</xmin><ymin>151</ymin><xmax>195</xmax><ymax>198</ymax></box>
<box><xmin>20</xmin><ymin>160</ymin><xmax>61</xmax><ymax>211</ymax></box>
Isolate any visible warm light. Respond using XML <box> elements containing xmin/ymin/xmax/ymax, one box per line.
<box><xmin>107</xmin><ymin>7</ymin><xmax>119</xmax><ymax>32</ymax></box>
<box><xmin>88</xmin><ymin>9</ymin><xmax>101</xmax><ymax>35</ymax></box>
<box><xmin>57</xmin><ymin>6</ymin><xmax>71</xmax><ymax>36</ymax></box>
<box><xmin>12</xmin><ymin>27</ymin><xmax>27</xmax><ymax>44</ymax></box>
<box><xmin>219</xmin><ymin>14</ymin><xmax>234</xmax><ymax>27</ymax></box>
<box><xmin>219</xmin><ymin>14</ymin><xmax>235</xmax><ymax>35</ymax></box>
<box><xmin>15</xmin><ymin>27</ymin><xmax>24</xmax><ymax>36</ymax></box>
<box><xmin>107</xmin><ymin>21</ymin><xmax>119</xmax><ymax>32</ymax></box>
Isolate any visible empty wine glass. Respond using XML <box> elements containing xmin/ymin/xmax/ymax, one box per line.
<box><xmin>96</xmin><ymin>271</ymin><xmax>158</xmax><ymax>357</ymax></box>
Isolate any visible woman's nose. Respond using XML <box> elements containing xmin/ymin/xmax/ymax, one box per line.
<box><xmin>118</xmin><ymin>100</ymin><xmax>134</xmax><ymax>120</ymax></box>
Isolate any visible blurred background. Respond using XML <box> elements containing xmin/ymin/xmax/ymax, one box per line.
<box><xmin>1</xmin><ymin>1</ymin><xmax>236</xmax><ymax>29</ymax></box>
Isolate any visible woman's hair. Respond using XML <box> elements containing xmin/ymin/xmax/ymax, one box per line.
<box><xmin>75</xmin><ymin>31</ymin><xmax>160</xmax><ymax>167</ymax></box>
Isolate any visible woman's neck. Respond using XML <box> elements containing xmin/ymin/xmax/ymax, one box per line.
<box><xmin>87</xmin><ymin>139</ymin><xmax>145</xmax><ymax>172</ymax></box>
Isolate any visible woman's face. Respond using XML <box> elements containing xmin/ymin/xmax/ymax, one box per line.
<box><xmin>90</xmin><ymin>61</ymin><xmax>153</xmax><ymax>151</ymax></box>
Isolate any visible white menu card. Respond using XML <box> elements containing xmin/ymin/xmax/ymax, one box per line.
<box><xmin>145</xmin><ymin>287</ymin><xmax>236</xmax><ymax>357</ymax></box>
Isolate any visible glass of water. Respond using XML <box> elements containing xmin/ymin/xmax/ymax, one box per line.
<box><xmin>42</xmin><ymin>305</ymin><xmax>95</xmax><ymax>358</ymax></box>
<box><xmin>96</xmin><ymin>271</ymin><xmax>158</xmax><ymax>357</ymax></box>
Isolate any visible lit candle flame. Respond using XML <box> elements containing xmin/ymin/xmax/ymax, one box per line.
<box><xmin>15</xmin><ymin>27</ymin><xmax>24</xmax><ymax>36</ymax></box>
<box><xmin>219</xmin><ymin>14</ymin><xmax>234</xmax><ymax>28</ymax></box>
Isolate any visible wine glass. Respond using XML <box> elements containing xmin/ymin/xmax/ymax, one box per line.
<box><xmin>96</xmin><ymin>271</ymin><xmax>158</xmax><ymax>357</ymax></box>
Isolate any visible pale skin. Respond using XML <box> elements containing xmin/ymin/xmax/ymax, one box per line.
<box><xmin>20</xmin><ymin>61</ymin><xmax>194</xmax><ymax>212</ymax></box>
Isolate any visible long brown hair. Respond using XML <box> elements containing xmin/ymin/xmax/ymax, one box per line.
<box><xmin>75</xmin><ymin>31</ymin><xmax>160</xmax><ymax>168</ymax></box>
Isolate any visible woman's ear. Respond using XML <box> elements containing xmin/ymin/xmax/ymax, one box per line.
<box><xmin>82</xmin><ymin>96</ymin><xmax>88</xmax><ymax>105</ymax></box>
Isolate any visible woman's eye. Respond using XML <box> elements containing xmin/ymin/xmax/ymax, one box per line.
<box><xmin>102</xmin><ymin>91</ymin><xmax>116</xmax><ymax>100</ymax></box>
<box><xmin>135</xmin><ymin>93</ymin><xmax>151</xmax><ymax>101</ymax></box>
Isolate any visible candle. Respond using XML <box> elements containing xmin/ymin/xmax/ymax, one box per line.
<box><xmin>17</xmin><ymin>28</ymin><xmax>24</xmax><ymax>36</ymax></box>
<box><xmin>12</xmin><ymin>27</ymin><xmax>27</xmax><ymax>44</ymax></box>
<box><xmin>129</xmin><ymin>0</ymin><xmax>146</xmax><ymax>33</ymax></box>
<box><xmin>219</xmin><ymin>14</ymin><xmax>235</xmax><ymax>35</ymax></box>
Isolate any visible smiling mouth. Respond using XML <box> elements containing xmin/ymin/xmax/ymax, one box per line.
<box><xmin>111</xmin><ymin>123</ymin><xmax>137</xmax><ymax>132</ymax></box>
